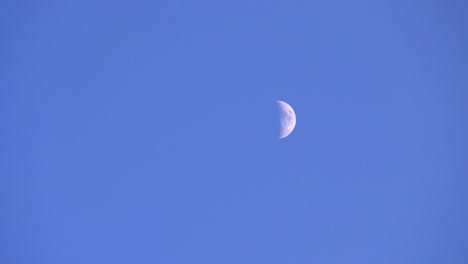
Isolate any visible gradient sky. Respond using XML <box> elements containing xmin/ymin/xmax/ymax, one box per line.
<box><xmin>1</xmin><ymin>1</ymin><xmax>467</xmax><ymax>263</ymax></box>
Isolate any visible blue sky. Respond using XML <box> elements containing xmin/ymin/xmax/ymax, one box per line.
<box><xmin>1</xmin><ymin>1</ymin><xmax>467</xmax><ymax>263</ymax></box>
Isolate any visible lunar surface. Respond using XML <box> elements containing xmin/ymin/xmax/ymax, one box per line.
<box><xmin>277</xmin><ymin>100</ymin><xmax>296</xmax><ymax>139</ymax></box>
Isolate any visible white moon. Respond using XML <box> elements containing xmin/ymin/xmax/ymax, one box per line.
<box><xmin>277</xmin><ymin>100</ymin><xmax>296</xmax><ymax>139</ymax></box>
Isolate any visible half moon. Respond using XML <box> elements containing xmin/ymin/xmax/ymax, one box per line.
<box><xmin>277</xmin><ymin>100</ymin><xmax>296</xmax><ymax>139</ymax></box>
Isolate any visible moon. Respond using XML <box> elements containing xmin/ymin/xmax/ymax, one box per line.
<box><xmin>277</xmin><ymin>100</ymin><xmax>296</xmax><ymax>139</ymax></box>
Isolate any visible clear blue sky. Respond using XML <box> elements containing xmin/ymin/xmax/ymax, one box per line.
<box><xmin>1</xmin><ymin>1</ymin><xmax>467</xmax><ymax>263</ymax></box>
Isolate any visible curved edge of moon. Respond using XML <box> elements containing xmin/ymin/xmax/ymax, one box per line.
<box><xmin>277</xmin><ymin>100</ymin><xmax>296</xmax><ymax>139</ymax></box>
